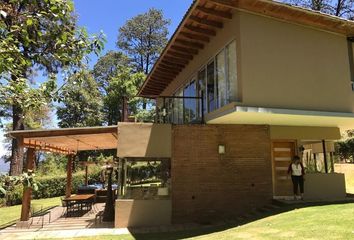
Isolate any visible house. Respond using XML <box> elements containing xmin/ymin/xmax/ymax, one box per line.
<box><xmin>119</xmin><ymin>0</ymin><xmax>354</xmax><ymax>227</ymax></box>
<box><xmin>9</xmin><ymin>0</ymin><xmax>354</xmax><ymax>229</ymax></box>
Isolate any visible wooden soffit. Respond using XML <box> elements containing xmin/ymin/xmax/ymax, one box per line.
<box><xmin>138</xmin><ymin>0</ymin><xmax>354</xmax><ymax>97</ymax></box>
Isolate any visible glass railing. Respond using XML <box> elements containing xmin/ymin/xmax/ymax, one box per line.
<box><xmin>155</xmin><ymin>95</ymin><xmax>205</xmax><ymax>124</ymax></box>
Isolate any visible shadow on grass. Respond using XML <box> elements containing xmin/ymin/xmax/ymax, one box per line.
<box><xmin>129</xmin><ymin>199</ymin><xmax>354</xmax><ymax>240</ymax></box>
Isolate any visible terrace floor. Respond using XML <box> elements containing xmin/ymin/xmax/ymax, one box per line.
<box><xmin>0</xmin><ymin>203</ymin><xmax>129</xmax><ymax>240</ymax></box>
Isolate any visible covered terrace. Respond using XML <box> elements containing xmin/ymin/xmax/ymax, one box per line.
<box><xmin>7</xmin><ymin>126</ymin><xmax>118</xmax><ymax>227</ymax></box>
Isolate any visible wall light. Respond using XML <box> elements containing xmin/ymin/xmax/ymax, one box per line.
<box><xmin>218</xmin><ymin>144</ymin><xmax>226</xmax><ymax>155</ymax></box>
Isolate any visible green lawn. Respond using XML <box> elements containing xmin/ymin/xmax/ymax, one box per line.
<box><xmin>0</xmin><ymin>196</ymin><xmax>61</xmax><ymax>227</ymax></box>
<box><xmin>70</xmin><ymin>203</ymin><xmax>354</xmax><ymax>240</ymax></box>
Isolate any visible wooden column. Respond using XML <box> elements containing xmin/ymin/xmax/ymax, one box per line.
<box><xmin>20</xmin><ymin>148</ymin><xmax>35</xmax><ymax>221</ymax></box>
<box><xmin>65</xmin><ymin>155</ymin><xmax>74</xmax><ymax>198</ymax></box>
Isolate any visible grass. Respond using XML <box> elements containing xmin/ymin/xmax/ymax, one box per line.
<box><xmin>0</xmin><ymin>196</ymin><xmax>61</xmax><ymax>227</ymax></box>
<box><xmin>67</xmin><ymin>203</ymin><xmax>354</xmax><ymax>240</ymax></box>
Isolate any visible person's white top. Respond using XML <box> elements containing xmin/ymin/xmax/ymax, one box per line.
<box><xmin>291</xmin><ymin>163</ymin><xmax>303</xmax><ymax>176</ymax></box>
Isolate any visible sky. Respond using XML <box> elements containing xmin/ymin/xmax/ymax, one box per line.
<box><xmin>0</xmin><ymin>0</ymin><xmax>194</xmax><ymax>173</ymax></box>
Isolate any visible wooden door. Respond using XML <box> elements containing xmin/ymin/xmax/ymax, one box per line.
<box><xmin>272</xmin><ymin>141</ymin><xmax>296</xmax><ymax>196</ymax></box>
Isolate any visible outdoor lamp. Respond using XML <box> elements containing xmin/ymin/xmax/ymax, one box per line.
<box><xmin>218</xmin><ymin>144</ymin><xmax>226</xmax><ymax>154</ymax></box>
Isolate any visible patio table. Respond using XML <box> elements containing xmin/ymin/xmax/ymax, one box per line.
<box><xmin>63</xmin><ymin>194</ymin><xmax>95</xmax><ymax>217</ymax></box>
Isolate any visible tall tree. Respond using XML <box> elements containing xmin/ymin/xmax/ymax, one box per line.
<box><xmin>0</xmin><ymin>0</ymin><xmax>104</xmax><ymax>175</ymax></box>
<box><xmin>117</xmin><ymin>8</ymin><xmax>170</xmax><ymax>74</ymax></box>
<box><xmin>93</xmin><ymin>51</ymin><xmax>129</xmax><ymax>125</ymax></box>
<box><xmin>93</xmin><ymin>51</ymin><xmax>148</xmax><ymax>124</ymax></box>
<box><xmin>285</xmin><ymin>0</ymin><xmax>354</xmax><ymax>19</ymax></box>
<box><xmin>57</xmin><ymin>70</ymin><xmax>104</xmax><ymax>128</ymax></box>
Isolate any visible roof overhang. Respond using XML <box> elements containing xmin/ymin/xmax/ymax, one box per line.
<box><xmin>206</xmin><ymin>104</ymin><xmax>354</xmax><ymax>130</ymax></box>
<box><xmin>138</xmin><ymin>0</ymin><xmax>354</xmax><ymax>97</ymax></box>
<box><xmin>8</xmin><ymin>126</ymin><xmax>118</xmax><ymax>154</ymax></box>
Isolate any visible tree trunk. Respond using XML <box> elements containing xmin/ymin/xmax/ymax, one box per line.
<box><xmin>9</xmin><ymin>104</ymin><xmax>25</xmax><ymax>176</ymax></box>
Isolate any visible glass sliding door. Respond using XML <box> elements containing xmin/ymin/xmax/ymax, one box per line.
<box><xmin>216</xmin><ymin>49</ymin><xmax>226</xmax><ymax>108</ymax></box>
<box><xmin>207</xmin><ymin>61</ymin><xmax>215</xmax><ymax>112</ymax></box>
<box><xmin>184</xmin><ymin>80</ymin><xmax>197</xmax><ymax>123</ymax></box>
<box><xmin>197</xmin><ymin>68</ymin><xmax>206</xmax><ymax>119</ymax></box>
<box><xmin>226</xmin><ymin>40</ymin><xmax>237</xmax><ymax>102</ymax></box>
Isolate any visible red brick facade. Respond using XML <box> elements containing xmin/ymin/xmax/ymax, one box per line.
<box><xmin>171</xmin><ymin>124</ymin><xmax>273</xmax><ymax>223</ymax></box>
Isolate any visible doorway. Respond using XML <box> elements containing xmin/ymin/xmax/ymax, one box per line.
<box><xmin>272</xmin><ymin>141</ymin><xmax>296</xmax><ymax>197</ymax></box>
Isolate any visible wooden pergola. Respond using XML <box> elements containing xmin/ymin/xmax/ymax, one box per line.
<box><xmin>7</xmin><ymin>126</ymin><xmax>118</xmax><ymax>224</ymax></box>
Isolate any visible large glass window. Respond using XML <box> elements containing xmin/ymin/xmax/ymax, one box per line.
<box><xmin>197</xmin><ymin>68</ymin><xmax>206</xmax><ymax>118</ymax></box>
<box><xmin>207</xmin><ymin>61</ymin><xmax>215</xmax><ymax>112</ymax></box>
<box><xmin>216</xmin><ymin>50</ymin><xmax>226</xmax><ymax>107</ymax></box>
<box><xmin>227</xmin><ymin>40</ymin><xmax>237</xmax><ymax>102</ymax></box>
<box><xmin>168</xmin><ymin>39</ymin><xmax>237</xmax><ymax>123</ymax></box>
<box><xmin>184</xmin><ymin>80</ymin><xmax>197</xmax><ymax>123</ymax></box>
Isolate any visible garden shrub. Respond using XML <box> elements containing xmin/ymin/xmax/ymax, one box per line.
<box><xmin>0</xmin><ymin>169</ymin><xmax>102</xmax><ymax>205</ymax></box>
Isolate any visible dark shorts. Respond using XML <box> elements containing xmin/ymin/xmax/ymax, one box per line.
<box><xmin>291</xmin><ymin>175</ymin><xmax>304</xmax><ymax>194</ymax></box>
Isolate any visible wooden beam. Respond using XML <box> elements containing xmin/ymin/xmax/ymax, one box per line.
<box><xmin>209</xmin><ymin>0</ymin><xmax>239</xmax><ymax>9</ymax></box>
<box><xmin>65</xmin><ymin>155</ymin><xmax>74</xmax><ymax>198</ymax></box>
<box><xmin>164</xmin><ymin>56</ymin><xmax>189</xmax><ymax>65</ymax></box>
<box><xmin>156</xmin><ymin>66</ymin><xmax>181</xmax><ymax>74</ymax></box>
<box><xmin>196</xmin><ymin>5</ymin><xmax>232</xmax><ymax>19</ymax></box>
<box><xmin>166</xmin><ymin>50</ymin><xmax>194</xmax><ymax>60</ymax></box>
<box><xmin>170</xmin><ymin>45</ymin><xmax>199</xmax><ymax>55</ymax></box>
<box><xmin>20</xmin><ymin>148</ymin><xmax>35</xmax><ymax>221</ymax></box>
<box><xmin>180</xmin><ymin>31</ymin><xmax>210</xmax><ymax>42</ymax></box>
<box><xmin>150</xmin><ymin>78</ymin><xmax>170</xmax><ymax>86</ymax></box>
<box><xmin>174</xmin><ymin>39</ymin><xmax>204</xmax><ymax>49</ymax></box>
<box><xmin>161</xmin><ymin>60</ymin><xmax>186</xmax><ymax>68</ymax></box>
<box><xmin>189</xmin><ymin>15</ymin><xmax>223</xmax><ymax>28</ymax></box>
<box><xmin>154</xmin><ymin>70</ymin><xmax>177</xmax><ymax>78</ymax></box>
<box><xmin>159</xmin><ymin>63</ymin><xmax>184</xmax><ymax>72</ymax></box>
<box><xmin>152</xmin><ymin>75</ymin><xmax>175</xmax><ymax>83</ymax></box>
<box><xmin>184</xmin><ymin>25</ymin><xmax>216</xmax><ymax>36</ymax></box>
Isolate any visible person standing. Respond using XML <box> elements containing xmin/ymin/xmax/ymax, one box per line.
<box><xmin>288</xmin><ymin>156</ymin><xmax>305</xmax><ymax>200</ymax></box>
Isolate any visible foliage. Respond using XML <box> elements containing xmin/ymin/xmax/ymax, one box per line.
<box><xmin>117</xmin><ymin>8</ymin><xmax>170</xmax><ymax>74</ymax></box>
<box><xmin>0</xmin><ymin>0</ymin><xmax>104</xmax><ymax>113</ymax></box>
<box><xmin>0</xmin><ymin>0</ymin><xmax>104</xmax><ymax>175</ymax></box>
<box><xmin>93</xmin><ymin>53</ymin><xmax>147</xmax><ymax>124</ymax></box>
<box><xmin>336</xmin><ymin>138</ymin><xmax>354</xmax><ymax>162</ymax></box>
<box><xmin>36</xmin><ymin>153</ymin><xmax>68</xmax><ymax>177</ymax></box>
<box><xmin>57</xmin><ymin>69</ymin><xmax>104</xmax><ymax>128</ymax></box>
<box><xmin>93</xmin><ymin>51</ymin><xmax>130</xmax><ymax>125</ymax></box>
<box><xmin>284</xmin><ymin>0</ymin><xmax>354</xmax><ymax>19</ymax></box>
<box><xmin>0</xmin><ymin>169</ymin><xmax>101</xmax><ymax>205</ymax></box>
<box><xmin>135</xmin><ymin>108</ymin><xmax>156</xmax><ymax>123</ymax></box>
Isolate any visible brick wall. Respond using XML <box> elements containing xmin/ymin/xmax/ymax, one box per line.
<box><xmin>171</xmin><ymin>124</ymin><xmax>273</xmax><ymax>224</ymax></box>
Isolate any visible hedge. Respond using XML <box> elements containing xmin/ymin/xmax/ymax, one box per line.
<box><xmin>1</xmin><ymin>170</ymin><xmax>101</xmax><ymax>206</ymax></box>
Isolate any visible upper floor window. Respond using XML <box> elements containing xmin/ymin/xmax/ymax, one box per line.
<box><xmin>200</xmin><ymin>40</ymin><xmax>237</xmax><ymax>113</ymax></box>
<box><xmin>163</xmin><ymin>40</ymin><xmax>237</xmax><ymax>124</ymax></box>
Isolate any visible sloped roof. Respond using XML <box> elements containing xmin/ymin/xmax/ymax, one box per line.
<box><xmin>138</xmin><ymin>0</ymin><xmax>354</xmax><ymax>97</ymax></box>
